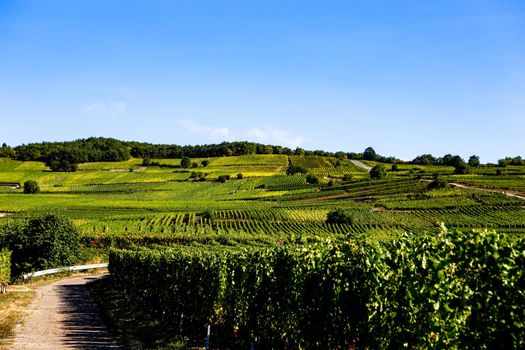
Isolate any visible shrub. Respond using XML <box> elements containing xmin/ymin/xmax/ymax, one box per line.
<box><xmin>370</xmin><ymin>164</ymin><xmax>386</xmax><ymax>179</ymax></box>
<box><xmin>23</xmin><ymin>180</ymin><xmax>40</xmax><ymax>194</ymax></box>
<box><xmin>305</xmin><ymin>174</ymin><xmax>319</xmax><ymax>184</ymax></box>
<box><xmin>142</xmin><ymin>157</ymin><xmax>152</xmax><ymax>166</ymax></box>
<box><xmin>428</xmin><ymin>174</ymin><xmax>448</xmax><ymax>189</ymax></box>
<box><xmin>237</xmin><ymin>173</ymin><xmax>243</xmax><ymax>179</ymax></box>
<box><xmin>286</xmin><ymin>165</ymin><xmax>307</xmax><ymax>176</ymax></box>
<box><xmin>0</xmin><ymin>214</ymin><xmax>80</xmax><ymax>277</ymax></box>
<box><xmin>326</xmin><ymin>209</ymin><xmax>354</xmax><ymax>225</ymax></box>
<box><xmin>201</xmin><ymin>160</ymin><xmax>209</xmax><ymax>167</ymax></box>
<box><xmin>180</xmin><ymin>157</ymin><xmax>191</xmax><ymax>168</ymax></box>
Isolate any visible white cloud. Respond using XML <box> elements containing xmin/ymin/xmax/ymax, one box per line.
<box><xmin>178</xmin><ymin>119</ymin><xmax>231</xmax><ymax>141</ymax></box>
<box><xmin>246</xmin><ymin>127</ymin><xmax>305</xmax><ymax>148</ymax></box>
<box><xmin>85</xmin><ymin>101</ymin><xmax>127</xmax><ymax>117</ymax></box>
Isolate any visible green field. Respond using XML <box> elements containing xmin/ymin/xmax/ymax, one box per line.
<box><xmin>0</xmin><ymin>155</ymin><xmax>524</xmax><ymax>246</ymax></box>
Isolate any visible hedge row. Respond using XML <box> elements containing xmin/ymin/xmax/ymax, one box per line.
<box><xmin>109</xmin><ymin>228</ymin><xmax>525</xmax><ymax>349</ymax></box>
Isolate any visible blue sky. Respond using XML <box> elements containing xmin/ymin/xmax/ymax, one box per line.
<box><xmin>0</xmin><ymin>0</ymin><xmax>524</xmax><ymax>162</ymax></box>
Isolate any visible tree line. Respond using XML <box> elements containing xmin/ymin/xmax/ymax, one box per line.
<box><xmin>1</xmin><ymin>138</ymin><xmax>522</xmax><ymax>172</ymax></box>
<box><xmin>0</xmin><ymin>138</ymin><xmax>397</xmax><ymax>171</ymax></box>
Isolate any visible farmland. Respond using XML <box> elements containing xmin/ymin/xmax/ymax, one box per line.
<box><xmin>1</xmin><ymin>150</ymin><xmax>524</xmax><ymax>348</ymax></box>
<box><xmin>1</xmin><ymin>154</ymin><xmax>524</xmax><ymax>246</ymax></box>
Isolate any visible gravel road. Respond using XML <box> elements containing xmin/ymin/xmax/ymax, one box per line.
<box><xmin>11</xmin><ymin>276</ymin><xmax>121</xmax><ymax>350</ymax></box>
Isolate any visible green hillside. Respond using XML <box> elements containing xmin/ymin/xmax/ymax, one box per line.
<box><xmin>0</xmin><ymin>154</ymin><xmax>523</xmax><ymax>247</ymax></box>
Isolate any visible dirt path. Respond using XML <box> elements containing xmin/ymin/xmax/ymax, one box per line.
<box><xmin>449</xmin><ymin>182</ymin><xmax>525</xmax><ymax>200</ymax></box>
<box><xmin>11</xmin><ymin>276</ymin><xmax>121</xmax><ymax>350</ymax></box>
<box><xmin>349</xmin><ymin>159</ymin><xmax>372</xmax><ymax>172</ymax></box>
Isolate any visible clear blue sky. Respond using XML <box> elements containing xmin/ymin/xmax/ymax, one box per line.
<box><xmin>0</xmin><ymin>0</ymin><xmax>524</xmax><ymax>162</ymax></box>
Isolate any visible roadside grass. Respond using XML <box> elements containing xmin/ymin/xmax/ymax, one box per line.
<box><xmin>0</xmin><ymin>289</ymin><xmax>35</xmax><ymax>348</ymax></box>
<box><xmin>88</xmin><ymin>276</ymin><xmax>187</xmax><ymax>350</ymax></box>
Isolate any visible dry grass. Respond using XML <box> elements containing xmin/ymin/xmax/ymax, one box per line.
<box><xmin>0</xmin><ymin>288</ymin><xmax>35</xmax><ymax>348</ymax></box>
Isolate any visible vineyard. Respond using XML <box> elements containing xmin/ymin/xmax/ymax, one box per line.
<box><xmin>0</xmin><ymin>153</ymin><xmax>524</xmax><ymax>348</ymax></box>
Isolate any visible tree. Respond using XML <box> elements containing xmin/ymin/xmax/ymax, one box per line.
<box><xmin>468</xmin><ymin>155</ymin><xmax>480</xmax><ymax>167</ymax></box>
<box><xmin>286</xmin><ymin>165</ymin><xmax>307</xmax><ymax>176</ymax></box>
<box><xmin>326</xmin><ymin>209</ymin><xmax>354</xmax><ymax>225</ymax></box>
<box><xmin>391</xmin><ymin>164</ymin><xmax>399</xmax><ymax>171</ymax></box>
<box><xmin>236</xmin><ymin>173</ymin><xmax>243</xmax><ymax>179</ymax></box>
<box><xmin>428</xmin><ymin>173</ymin><xmax>448</xmax><ymax>189</ymax></box>
<box><xmin>142</xmin><ymin>157</ymin><xmax>152</xmax><ymax>166</ymax></box>
<box><xmin>180</xmin><ymin>157</ymin><xmax>191</xmax><ymax>168</ymax></box>
<box><xmin>363</xmin><ymin>147</ymin><xmax>377</xmax><ymax>161</ymax></box>
<box><xmin>453</xmin><ymin>159</ymin><xmax>470</xmax><ymax>174</ymax></box>
<box><xmin>370</xmin><ymin>164</ymin><xmax>386</xmax><ymax>179</ymax></box>
<box><xmin>23</xmin><ymin>180</ymin><xmax>40</xmax><ymax>194</ymax></box>
<box><xmin>0</xmin><ymin>214</ymin><xmax>80</xmax><ymax>277</ymax></box>
<box><xmin>201</xmin><ymin>160</ymin><xmax>209</xmax><ymax>167</ymax></box>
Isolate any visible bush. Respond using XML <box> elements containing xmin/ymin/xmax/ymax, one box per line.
<box><xmin>326</xmin><ymin>209</ymin><xmax>354</xmax><ymax>225</ymax></box>
<box><xmin>236</xmin><ymin>173</ymin><xmax>243</xmax><ymax>179</ymax></box>
<box><xmin>180</xmin><ymin>157</ymin><xmax>191</xmax><ymax>168</ymax></box>
<box><xmin>454</xmin><ymin>162</ymin><xmax>470</xmax><ymax>174</ymax></box>
<box><xmin>305</xmin><ymin>174</ymin><xmax>319</xmax><ymax>184</ymax></box>
<box><xmin>217</xmin><ymin>175</ymin><xmax>228</xmax><ymax>183</ymax></box>
<box><xmin>370</xmin><ymin>164</ymin><xmax>386</xmax><ymax>179</ymax></box>
<box><xmin>391</xmin><ymin>164</ymin><xmax>399</xmax><ymax>171</ymax></box>
<box><xmin>0</xmin><ymin>214</ymin><xmax>80</xmax><ymax>277</ymax></box>
<box><xmin>428</xmin><ymin>174</ymin><xmax>448</xmax><ymax>189</ymax></box>
<box><xmin>201</xmin><ymin>160</ymin><xmax>209</xmax><ymax>167</ymax></box>
<box><xmin>142</xmin><ymin>157</ymin><xmax>152</xmax><ymax>166</ymax></box>
<box><xmin>23</xmin><ymin>180</ymin><xmax>40</xmax><ymax>194</ymax></box>
<box><xmin>286</xmin><ymin>165</ymin><xmax>307</xmax><ymax>176</ymax></box>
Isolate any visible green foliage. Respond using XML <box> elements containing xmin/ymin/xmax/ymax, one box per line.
<box><xmin>468</xmin><ymin>155</ymin><xmax>480</xmax><ymax>167</ymax></box>
<box><xmin>286</xmin><ymin>164</ymin><xmax>307</xmax><ymax>176</ymax></box>
<box><xmin>326</xmin><ymin>209</ymin><xmax>354</xmax><ymax>225</ymax></box>
<box><xmin>180</xmin><ymin>157</ymin><xmax>191</xmax><ymax>168</ymax></box>
<box><xmin>23</xmin><ymin>180</ymin><xmax>40</xmax><ymax>194</ymax></box>
<box><xmin>109</xmin><ymin>229</ymin><xmax>525</xmax><ymax>349</ymax></box>
<box><xmin>370</xmin><ymin>164</ymin><xmax>386</xmax><ymax>179</ymax></box>
<box><xmin>428</xmin><ymin>174</ymin><xmax>449</xmax><ymax>189</ymax></box>
<box><xmin>141</xmin><ymin>157</ymin><xmax>152</xmax><ymax>166</ymax></box>
<box><xmin>363</xmin><ymin>146</ymin><xmax>377</xmax><ymax>160</ymax></box>
<box><xmin>0</xmin><ymin>214</ymin><xmax>80</xmax><ymax>277</ymax></box>
<box><xmin>305</xmin><ymin>174</ymin><xmax>318</xmax><ymax>184</ymax></box>
<box><xmin>201</xmin><ymin>159</ymin><xmax>209</xmax><ymax>167</ymax></box>
<box><xmin>0</xmin><ymin>250</ymin><xmax>11</xmax><ymax>284</ymax></box>
<box><xmin>454</xmin><ymin>162</ymin><xmax>470</xmax><ymax>174</ymax></box>
<box><xmin>236</xmin><ymin>173</ymin><xmax>243</xmax><ymax>179</ymax></box>
<box><xmin>217</xmin><ymin>175</ymin><xmax>229</xmax><ymax>183</ymax></box>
